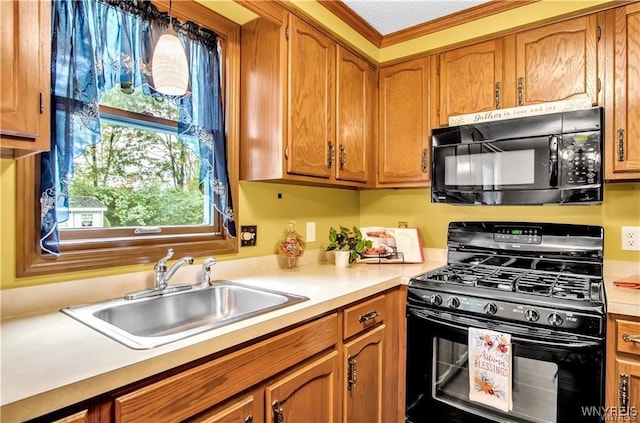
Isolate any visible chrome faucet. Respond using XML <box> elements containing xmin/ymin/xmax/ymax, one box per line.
<box><xmin>154</xmin><ymin>249</ymin><xmax>194</xmax><ymax>290</ymax></box>
<box><xmin>124</xmin><ymin>248</ymin><xmax>194</xmax><ymax>300</ymax></box>
<box><xmin>202</xmin><ymin>257</ymin><xmax>217</xmax><ymax>286</ymax></box>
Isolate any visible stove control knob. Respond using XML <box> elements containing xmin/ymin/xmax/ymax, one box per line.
<box><xmin>524</xmin><ymin>309</ymin><xmax>540</xmax><ymax>322</ymax></box>
<box><xmin>430</xmin><ymin>294</ymin><xmax>443</xmax><ymax>306</ymax></box>
<box><xmin>484</xmin><ymin>302</ymin><xmax>498</xmax><ymax>315</ymax></box>
<box><xmin>548</xmin><ymin>313</ymin><xmax>563</xmax><ymax>327</ymax></box>
<box><xmin>447</xmin><ymin>296</ymin><xmax>460</xmax><ymax>309</ymax></box>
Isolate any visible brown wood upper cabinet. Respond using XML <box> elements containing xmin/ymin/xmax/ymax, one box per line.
<box><xmin>0</xmin><ymin>0</ymin><xmax>51</xmax><ymax>159</ymax></box>
<box><xmin>437</xmin><ymin>15</ymin><xmax>599</xmax><ymax>126</ymax></box>
<box><xmin>439</xmin><ymin>39</ymin><xmax>504</xmax><ymax>126</ymax></box>
<box><xmin>605</xmin><ymin>3</ymin><xmax>640</xmax><ymax>180</ymax></box>
<box><xmin>511</xmin><ymin>15</ymin><xmax>598</xmax><ymax>107</ymax></box>
<box><xmin>335</xmin><ymin>46</ymin><xmax>376</xmax><ymax>184</ymax></box>
<box><xmin>240</xmin><ymin>13</ymin><xmax>374</xmax><ymax>187</ymax></box>
<box><xmin>377</xmin><ymin>56</ymin><xmax>434</xmax><ymax>187</ymax></box>
<box><xmin>287</xmin><ymin>15</ymin><xmax>335</xmax><ymax>180</ymax></box>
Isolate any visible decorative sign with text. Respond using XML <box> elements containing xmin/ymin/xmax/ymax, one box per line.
<box><xmin>449</xmin><ymin>96</ymin><xmax>593</xmax><ymax>126</ymax></box>
<box><xmin>468</xmin><ymin>327</ymin><xmax>513</xmax><ymax>413</ymax></box>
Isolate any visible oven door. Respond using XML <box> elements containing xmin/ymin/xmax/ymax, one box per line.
<box><xmin>406</xmin><ymin>307</ymin><xmax>605</xmax><ymax>423</ymax></box>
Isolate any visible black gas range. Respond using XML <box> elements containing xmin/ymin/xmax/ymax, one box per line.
<box><xmin>406</xmin><ymin>222</ymin><xmax>606</xmax><ymax>423</ymax></box>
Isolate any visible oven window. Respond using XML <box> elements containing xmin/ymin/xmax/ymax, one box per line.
<box><xmin>433</xmin><ymin>339</ymin><xmax>558</xmax><ymax>423</ymax></box>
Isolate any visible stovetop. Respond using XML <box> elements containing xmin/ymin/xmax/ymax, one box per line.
<box><xmin>412</xmin><ymin>262</ymin><xmax>601</xmax><ymax>302</ymax></box>
<box><xmin>407</xmin><ymin>222</ymin><xmax>606</xmax><ymax>336</ymax></box>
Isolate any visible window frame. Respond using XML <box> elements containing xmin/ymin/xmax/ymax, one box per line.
<box><xmin>16</xmin><ymin>0</ymin><xmax>240</xmax><ymax>277</ymax></box>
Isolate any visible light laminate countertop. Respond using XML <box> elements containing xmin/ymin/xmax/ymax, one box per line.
<box><xmin>1</xmin><ymin>252</ymin><xmax>637</xmax><ymax>422</ymax></box>
<box><xmin>0</xmin><ymin>255</ymin><xmax>438</xmax><ymax>423</ymax></box>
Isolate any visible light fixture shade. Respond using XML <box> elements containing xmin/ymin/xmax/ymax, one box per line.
<box><xmin>152</xmin><ymin>29</ymin><xmax>189</xmax><ymax>96</ymax></box>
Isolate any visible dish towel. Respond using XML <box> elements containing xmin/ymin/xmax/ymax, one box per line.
<box><xmin>613</xmin><ymin>275</ymin><xmax>640</xmax><ymax>289</ymax></box>
<box><xmin>468</xmin><ymin>327</ymin><xmax>513</xmax><ymax>413</ymax></box>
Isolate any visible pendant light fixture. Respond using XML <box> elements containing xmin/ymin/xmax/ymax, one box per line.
<box><xmin>152</xmin><ymin>0</ymin><xmax>189</xmax><ymax>96</ymax></box>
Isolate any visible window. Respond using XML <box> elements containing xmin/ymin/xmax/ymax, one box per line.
<box><xmin>16</xmin><ymin>1</ymin><xmax>240</xmax><ymax>277</ymax></box>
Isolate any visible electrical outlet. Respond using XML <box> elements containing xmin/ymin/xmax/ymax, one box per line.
<box><xmin>240</xmin><ymin>225</ymin><xmax>257</xmax><ymax>246</ymax></box>
<box><xmin>306</xmin><ymin>222</ymin><xmax>316</xmax><ymax>243</ymax></box>
<box><xmin>621</xmin><ymin>226</ymin><xmax>640</xmax><ymax>251</ymax></box>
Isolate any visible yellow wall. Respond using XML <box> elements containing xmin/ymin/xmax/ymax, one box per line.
<box><xmin>360</xmin><ymin>184</ymin><xmax>640</xmax><ymax>262</ymax></box>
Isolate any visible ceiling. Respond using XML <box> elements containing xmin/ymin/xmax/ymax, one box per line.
<box><xmin>341</xmin><ymin>0</ymin><xmax>490</xmax><ymax>35</ymax></box>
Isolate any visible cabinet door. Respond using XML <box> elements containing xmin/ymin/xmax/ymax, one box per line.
<box><xmin>266</xmin><ymin>351</ymin><xmax>340</xmax><ymax>423</ymax></box>
<box><xmin>0</xmin><ymin>0</ymin><xmax>51</xmax><ymax>157</ymax></box>
<box><xmin>607</xmin><ymin>3</ymin><xmax>640</xmax><ymax>179</ymax></box>
<box><xmin>343</xmin><ymin>325</ymin><xmax>385</xmax><ymax>423</ymax></box>
<box><xmin>185</xmin><ymin>390</ymin><xmax>261</xmax><ymax>423</ymax></box>
<box><xmin>378</xmin><ymin>56</ymin><xmax>432</xmax><ymax>186</ymax></box>
<box><xmin>439</xmin><ymin>39</ymin><xmax>504</xmax><ymax>126</ymax></box>
<box><xmin>287</xmin><ymin>15</ymin><xmax>335</xmax><ymax>179</ymax></box>
<box><xmin>514</xmin><ymin>15</ymin><xmax>598</xmax><ymax>106</ymax></box>
<box><xmin>335</xmin><ymin>46</ymin><xmax>375</xmax><ymax>184</ymax></box>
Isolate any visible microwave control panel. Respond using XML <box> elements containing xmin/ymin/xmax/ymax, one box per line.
<box><xmin>561</xmin><ymin>132</ymin><xmax>601</xmax><ymax>186</ymax></box>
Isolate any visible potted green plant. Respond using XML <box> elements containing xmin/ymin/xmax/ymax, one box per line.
<box><xmin>326</xmin><ymin>226</ymin><xmax>372</xmax><ymax>266</ymax></box>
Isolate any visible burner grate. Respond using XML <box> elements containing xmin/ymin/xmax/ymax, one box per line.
<box><xmin>414</xmin><ymin>264</ymin><xmax>596</xmax><ymax>301</ymax></box>
<box><xmin>552</xmin><ymin>275</ymin><xmax>591</xmax><ymax>300</ymax></box>
<box><xmin>516</xmin><ymin>273</ymin><xmax>557</xmax><ymax>296</ymax></box>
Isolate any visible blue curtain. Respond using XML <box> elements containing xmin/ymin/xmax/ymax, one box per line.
<box><xmin>41</xmin><ymin>0</ymin><xmax>236</xmax><ymax>255</ymax></box>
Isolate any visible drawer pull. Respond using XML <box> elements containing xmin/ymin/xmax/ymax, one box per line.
<box><xmin>358</xmin><ymin>310</ymin><xmax>379</xmax><ymax>323</ymax></box>
<box><xmin>622</xmin><ymin>333</ymin><xmax>640</xmax><ymax>343</ymax></box>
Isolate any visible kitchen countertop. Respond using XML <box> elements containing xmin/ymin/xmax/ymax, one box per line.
<box><xmin>0</xmin><ymin>252</ymin><xmax>441</xmax><ymax>423</ymax></box>
<box><xmin>1</xmin><ymin>251</ymin><xmax>637</xmax><ymax>422</ymax></box>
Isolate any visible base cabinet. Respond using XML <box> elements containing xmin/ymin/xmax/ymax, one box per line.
<box><xmin>27</xmin><ymin>287</ymin><xmax>406</xmax><ymax>423</ymax></box>
<box><xmin>606</xmin><ymin>314</ymin><xmax>640</xmax><ymax>422</ymax></box>
<box><xmin>265</xmin><ymin>351</ymin><xmax>340</xmax><ymax>423</ymax></box>
<box><xmin>343</xmin><ymin>325</ymin><xmax>384</xmax><ymax>423</ymax></box>
<box><xmin>186</xmin><ymin>390</ymin><xmax>262</xmax><ymax>423</ymax></box>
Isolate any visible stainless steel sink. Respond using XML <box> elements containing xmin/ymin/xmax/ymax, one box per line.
<box><xmin>61</xmin><ymin>281</ymin><xmax>308</xmax><ymax>349</ymax></box>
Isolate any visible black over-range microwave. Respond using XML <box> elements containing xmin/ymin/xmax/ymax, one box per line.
<box><xmin>431</xmin><ymin>107</ymin><xmax>604</xmax><ymax>205</ymax></box>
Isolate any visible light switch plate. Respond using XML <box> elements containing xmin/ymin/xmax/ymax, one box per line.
<box><xmin>306</xmin><ymin>222</ymin><xmax>316</xmax><ymax>243</ymax></box>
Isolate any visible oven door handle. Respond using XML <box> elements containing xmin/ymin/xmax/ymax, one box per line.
<box><xmin>411</xmin><ymin>310</ymin><xmax>602</xmax><ymax>349</ymax></box>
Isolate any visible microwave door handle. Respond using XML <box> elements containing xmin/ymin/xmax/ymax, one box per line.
<box><xmin>549</xmin><ymin>135</ymin><xmax>559</xmax><ymax>187</ymax></box>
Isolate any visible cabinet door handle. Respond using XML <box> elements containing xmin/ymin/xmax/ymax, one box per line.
<box><xmin>272</xmin><ymin>400</ymin><xmax>284</xmax><ymax>423</ymax></box>
<box><xmin>421</xmin><ymin>149</ymin><xmax>429</xmax><ymax>173</ymax></box>
<box><xmin>622</xmin><ymin>333</ymin><xmax>640</xmax><ymax>343</ymax></box>
<box><xmin>517</xmin><ymin>77</ymin><xmax>525</xmax><ymax>106</ymax></box>
<box><xmin>244</xmin><ymin>416</ymin><xmax>253</xmax><ymax>423</ymax></box>
<box><xmin>358</xmin><ymin>310</ymin><xmax>379</xmax><ymax>323</ymax></box>
<box><xmin>347</xmin><ymin>355</ymin><xmax>357</xmax><ymax>390</ymax></box>
<box><xmin>617</xmin><ymin>129</ymin><xmax>625</xmax><ymax>162</ymax></box>
<box><xmin>327</xmin><ymin>141</ymin><xmax>334</xmax><ymax>168</ymax></box>
<box><xmin>620</xmin><ymin>374</ymin><xmax>629</xmax><ymax>414</ymax></box>
<box><xmin>339</xmin><ymin>145</ymin><xmax>346</xmax><ymax>170</ymax></box>
<box><xmin>495</xmin><ymin>82</ymin><xmax>501</xmax><ymax>109</ymax></box>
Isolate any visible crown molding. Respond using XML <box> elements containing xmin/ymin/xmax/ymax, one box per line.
<box><xmin>318</xmin><ymin>0</ymin><xmax>540</xmax><ymax>48</ymax></box>
<box><xmin>317</xmin><ymin>0</ymin><xmax>384</xmax><ymax>47</ymax></box>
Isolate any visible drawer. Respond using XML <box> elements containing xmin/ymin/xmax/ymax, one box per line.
<box><xmin>115</xmin><ymin>313</ymin><xmax>338</xmax><ymax>422</ymax></box>
<box><xmin>616</xmin><ymin>319</ymin><xmax>640</xmax><ymax>356</ymax></box>
<box><xmin>343</xmin><ymin>294</ymin><xmax>386</xmax><ymax>340</ymax></box>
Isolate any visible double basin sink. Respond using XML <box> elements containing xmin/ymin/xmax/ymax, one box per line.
<box><xmin>62</xmin><ymin>281</ymin><xmax>309</xmax><ymax>349</ymax></box>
